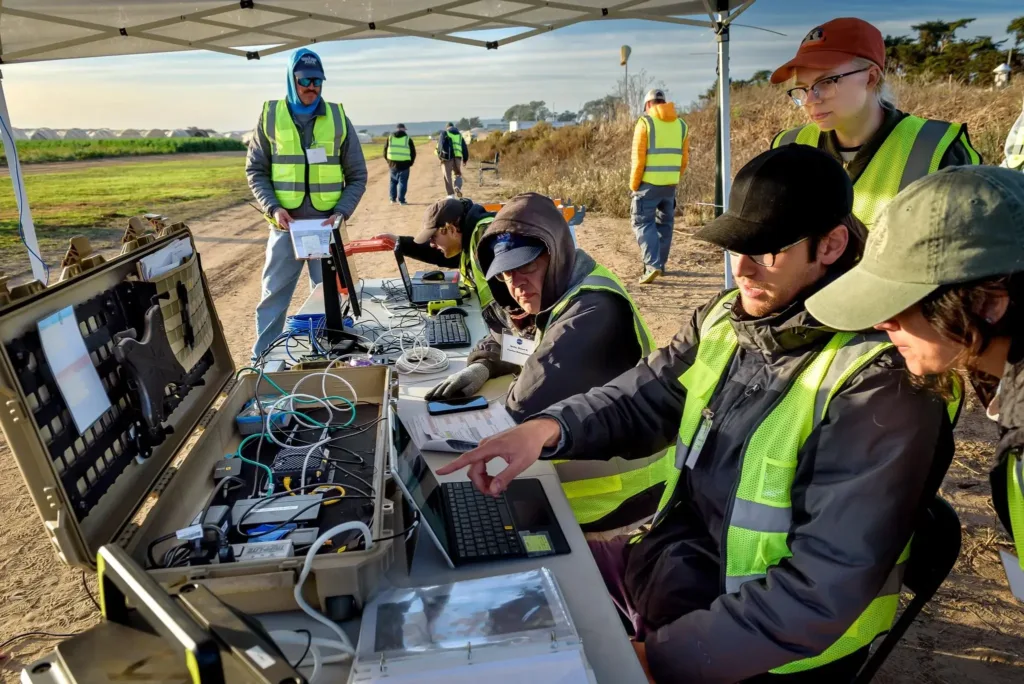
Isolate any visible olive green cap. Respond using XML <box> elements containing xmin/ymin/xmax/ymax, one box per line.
<box><xmin>807</xmin><ymin>165</ymin><xmax>1024</xmax><ymax>331</ymax></box>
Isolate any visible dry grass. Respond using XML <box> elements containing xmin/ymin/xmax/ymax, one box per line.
<box><xmin>472</xmin><ymin>80</ymin><xmax>1024</xmax><ymax>225</ymax></box>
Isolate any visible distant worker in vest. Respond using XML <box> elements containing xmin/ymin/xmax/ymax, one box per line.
<box><xmin>631</xmin><ymin>88</ymin><xmax>689</xmax><ymax>285</ymax></box>
<box><xmin>427</xmin><ymin>193</ymin><xmax>666</xmax><ymax>532</ymax></box>
<box><xmin>373</xmin><ymin>197</ymin><xmax>496</xmax><ymax>307</ymax></box>
<box><xmin>383</xmin><ymin>123</ymin><xmax>416</xmax><ymax>205</ymax></box>
<box><xmin>807</xmin><ymin>166</ymin><xmax>1024</xmax><ymax>606</ymax></box>
<box><xmin>1001</xmin><ymin>97</ymin><xmax>1024</xmax><ymax>171</ymax></box>
<box><xmin>437</xmin><ymin>122</ymin><xmax>469</xmax><ymax>198</ymax></box>
<box><xmin>770</xmin><ymin>17</ymin><xmax>979</xmax><ymax>229</ymax></box>
<box><xmin>246</xmin><ymin>48</ymin><xmax>367</xmax><ymax>361</ymax></box>
<box><xmin>439</xmin><ymin>147</ymin><xmax>958</xmax><ymax>681</ymax></box>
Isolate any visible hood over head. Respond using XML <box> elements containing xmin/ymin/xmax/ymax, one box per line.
<box><xmin>287</xmin><ymin>48</ymin><xmax>325</xmax><ymax>116</ymax></box>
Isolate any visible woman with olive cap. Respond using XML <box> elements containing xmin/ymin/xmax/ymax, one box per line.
<box><xmin>770</xmin><ymin>17</ymin><xmax>980</xmax><ymax>228</ymax></box>
<box><xmin>807</xmin><ymin>165</ymin><xmax>1024</xmax><ymax>599</ymax></box>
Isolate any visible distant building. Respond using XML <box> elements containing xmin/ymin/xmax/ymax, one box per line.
<box><xmin>168</xmin><ymin>129</ymin><xmax>191</xmax><ymax>138</ymax></box>
<box><xmin>357</xmin><ymin>131</ymin><xmax>373</xmax><ymax>143</ymax></box>
<box><xmin>117</xmin><ymin>129</ymin><xmax>142</xmax><ymax>139</ymax></box>
<box><xmin>60</xmin><ymin>128</ymin><xmax>89</xmax><ymax>140</ymax></box>
<box><xmin>89</xmin><ymin>129</ymin><xmax>115</xmax><ymax>139</ymax></box>
<box><xmin>508</xmin><ymin>120</ymin><xmax>576</xmax><ymax>132</ymax></box>
<box><xmin>27</xmin><ymin>128</ymin><xmax>57</xmax><ymax>140</ymax></box>
<box><xmin>144</xmin><ymin>128</ymin><xmax>166</xmax><ymax>138</ymax></box>
<box><xmin>994</xmin><ymin>63</ymin><xmax>1011</xmax><ymax>89</ymax></box>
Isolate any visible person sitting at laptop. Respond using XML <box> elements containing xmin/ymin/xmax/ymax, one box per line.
<box><xmin>374</xmin><ymin>197</ymin><xmax>496</xmax><ymax>307</ymax></box>
<box><xmin>428</xmin><ymin>192</ymin><xmax>672</xmax><ymax>533</ymax></box>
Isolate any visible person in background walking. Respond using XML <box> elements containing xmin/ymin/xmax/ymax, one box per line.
<box><xmin>770</xmin><ymin>17</ymin><xmax>979</xmax><ymax>228</ymax></box>
<box><xmin>437</xmin><ymin>122</ymin><xmax>469</xmax><ymax>198</ymax></box>
<box><xmin>631</xmin><ymin>88</ymin><xmax>689</xmax><ymax>285</ymax></box>
<box><xmin>384</xmin><ymin>123</ymin><xmax>416</xmax><ymax>205</ymax></box>
<box><xmin>246</xmin><ymin>48</ymin><xmax>367</xmax><ymax>361</ymax></box>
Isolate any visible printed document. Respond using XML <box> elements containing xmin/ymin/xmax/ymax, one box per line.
<box><xmin>289</xmin><ymin>219</ymin><xmax>333</xmax><ymax>260</ymax></box>
<box><xmin>37</xmin><ymin>306</ymin><xmax>112</xmax><ymax>434</ymax></box>
<box><xmin>409</xmin><ymin>402</ymin><xmax>515</xmax><ymax>451</ymax></box>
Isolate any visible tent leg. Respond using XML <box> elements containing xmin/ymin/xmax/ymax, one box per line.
<box><xmin>0</xmin><ymin>72</ymin><xmax>47</xmax><ymax>284</ymax></box>
<box><xmin>715</xmin><ymin>13</ymin><xmax>733</xmax><ymax>289</ymax></box>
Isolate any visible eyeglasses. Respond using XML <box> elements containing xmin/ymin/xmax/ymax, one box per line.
<box><xmin>499</xmin><ymin>259</ymin><xmax>544</xmax><ymax>281</ymax></box>
<box><xmin>729</xmin><ymin>237</ymin><xmax>808</xmax><ymax>268</ymax></box>
<box><xmin>297</xmin><ymin>77</ymin><xmax>323</xmax><ymax>88</ymax></box>
<box><xmin>786</xmin><ymin>68</ymin><xmax>870</xmax><ymax>106</ymax></box>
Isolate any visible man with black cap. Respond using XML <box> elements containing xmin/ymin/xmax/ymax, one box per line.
<box><xmin>247</xmin><ymin>47</ymin><xmax>367</xmax><ymax>361</ymax></box>
<box><xmin>429</xmin><ymin>192</ymin><xmax>669</xmax><ymax>533</ymax></box>
<box><xmin>375</xmin><ymin>196</ymin><xmax>496</xmax><ymax>307</ymax></box>
<box><xmin>437</xmin><ymin>148</ymin><xmax>957</xmax><ymax>680</ymax></box>
<box><xmin>436</xmin><ymin>122</ymin><xmax>469</xmax><ymax>197</ymax></box>
<box><xmin>383</xmin><ymin>123</ymin><xmax>416</xmax><ymax>205</ymax></box>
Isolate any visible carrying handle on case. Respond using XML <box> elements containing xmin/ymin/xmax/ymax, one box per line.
<box><xmin>96</xmin><ymin>544</ymin><xmax>224</xmax><ymax>684</ymax></box>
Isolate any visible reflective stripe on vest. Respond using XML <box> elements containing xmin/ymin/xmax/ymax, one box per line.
<box><xmin>461</xmin><ymin>217</ymin><xmax>494</xmax><ymax>308</ymax></box>
<box><xmin>262</xmin><ymin>99</ymin><xmax>348</xmax><ymax>212</ymax></box>
<box><xmin>386</xmin><ymin>134</ymin><xmax>411</xmax><ymax>162</ymax></box>
<box><xmin>448</xmin><ymin>131</ymin><xmax>464</xmax><ymax>158</ymax></box>
<box><xmin>657</xmin><ymin>291</ymin><xmax>962</xmax><ymax>673</ymax></box>
<box><xmin>1009</xmin><ymin>452</ymin><xmax>1024</xmax><ymax>570</ymax></box>
<box><xmin>641</xmin><ymin>115</ymin><xmax>687</xmax><ymax>185</ymax></box>
<box><xmin>542</xmin><ymin>265</ymin><xmax>666</xmax><ymax>526</ymax></box>
<box><xmin>772</xmin><ymin>116</ymin><xmax>978</xmax><ymax>228</ymax></box>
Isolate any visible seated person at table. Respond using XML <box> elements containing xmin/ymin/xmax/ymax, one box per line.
<box><xmin>428</xmin><ymin>192</ymin><xmax>670</xmax><ymax>532</ymax></box>
<box><xmin>437</xmin><ymin>148</ymin><xmax>959</xmax><ymax>682</ymax></box>
<box><xmin>374</xmin><ymin>197</ymin><xmax>496</xmax><ymax>306</ymax></box>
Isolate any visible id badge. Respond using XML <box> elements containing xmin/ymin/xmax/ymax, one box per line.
<box><xmin>306</xmin><ymin>146</ymin><xmax>328</xmax><ymax>164</ymax></box>
<box><xmin>500</xmin><ymin>333</ymin><xmax>536</xmax><ymax>365</ymax></box>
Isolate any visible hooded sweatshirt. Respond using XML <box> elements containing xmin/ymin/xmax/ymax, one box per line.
<box><xmin>437</xmin><ymin>125</ymin><xmax>470</xmax><ymax>162</ymax></box>
<box><xmin>630</xmin><ymin>102</ymin><xmax>690</xmax><ymax>192</ymax></box>
<box><xmin>467</xmin><ymin>199</ymin><xmax>642</xmax><ymax>423</ymax></box>
<box><xmin>286</xmin><ymin>48</ymin><xmax>322</xmax><ymax>116</ymax></box>
<box><xmin>383</xmin><ymin>129</ymin><xmax>417</xmax><ymax>171</ymax></box>
<box><xmin>245</xmin><ymin>51</ymin><xmax>368</xmax><ymax>220</ymax></box>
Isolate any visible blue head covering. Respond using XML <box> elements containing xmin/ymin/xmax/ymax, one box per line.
<box><xmin>287</xmin><ymin>48</ymin><xmax>325</xmax><ymax>116</ymax></box>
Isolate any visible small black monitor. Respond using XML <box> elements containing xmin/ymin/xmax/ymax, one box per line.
<box><xmin>321</xmin><ymin>225</ymin><xmax>361</xmax><ymax>343</ymax></box>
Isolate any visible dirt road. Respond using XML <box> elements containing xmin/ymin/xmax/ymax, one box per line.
<box><xmin>0</xmin><ymin>158</ymin><xmax>1022</xmax><ymax>680</ymax></box>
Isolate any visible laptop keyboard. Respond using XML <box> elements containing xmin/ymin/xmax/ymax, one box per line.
<box><xmin>425</xmin><ymin>314</ymin><xmax>471</xmax><ymax>348</ymax></box>
<box><xmin>446</xmin><ymin>481</ymin><xmax>524</xmax><ymax>560</ymax></box>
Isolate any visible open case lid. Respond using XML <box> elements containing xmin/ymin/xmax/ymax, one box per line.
<box><xmin>0</xmin><ymin>227</ymin><xmax>235</xmax><ymax>568</ymax></box>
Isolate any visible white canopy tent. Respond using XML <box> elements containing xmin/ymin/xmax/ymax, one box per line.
<box><xmin>0</xmin><ymin>0</ymin><xmax>758</xmax><ymax>284</ymax></box>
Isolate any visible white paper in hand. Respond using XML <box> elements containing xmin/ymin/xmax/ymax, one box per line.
<box><xmin>289</xmin><ymin>219</ymin><xmax>332</xmax><ymax>259</ymax></box>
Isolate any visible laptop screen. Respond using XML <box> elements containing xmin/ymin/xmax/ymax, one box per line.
<box><xmin>394</xmin><ymin>252</ymin><xmax>415</xmax><ymax>300</ymax></box>
<box><xmin>391</xmin><ymin>411</ymin><xmax>450</xmax><ymax>551</ymax></box>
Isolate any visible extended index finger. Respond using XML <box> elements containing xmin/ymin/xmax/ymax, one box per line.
<box><xmin>436</xmin><ymin>441</ymin><xmax>500</xmax><ymax>475</ymax></box>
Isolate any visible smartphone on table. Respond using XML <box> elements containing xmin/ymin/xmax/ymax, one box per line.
<box><xmin>427</xmin><ymin>395</ymin><xmax>489</xmax><ymax>416</ymax></box>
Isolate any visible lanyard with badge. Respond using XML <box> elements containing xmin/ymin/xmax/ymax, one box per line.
<box><xmin>306</xmin><ymin>142</ymin><xmax>328</xmax><ymax>164</ymax></box>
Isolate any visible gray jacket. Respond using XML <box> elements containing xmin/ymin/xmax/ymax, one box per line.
<box><xmin>246</xmin><ymin>100</ymin><xmax>367</xmax><ymax>220</ymax></box>
<box><xmin>539</xmin><ymin>287</ymin><xmax>955</xmax><ymax>682</ymax></box>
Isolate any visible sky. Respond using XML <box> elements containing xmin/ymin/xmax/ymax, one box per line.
<box><xmin>2</xmin><ymin>0</ymin><xmax>1020</xmax><ymax>131</ymax></box>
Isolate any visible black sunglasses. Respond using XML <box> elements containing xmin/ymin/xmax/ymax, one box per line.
<box><xmin>297</xmin><ymin>77</ymin><xmax>323</xmax><ymax>88</ymax></box>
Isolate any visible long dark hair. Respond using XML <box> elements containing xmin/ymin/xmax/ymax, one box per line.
<box><xmin>915</xmin><ymin>274</ymin><xmax>1022</xmax><ymax>398</ymax></box>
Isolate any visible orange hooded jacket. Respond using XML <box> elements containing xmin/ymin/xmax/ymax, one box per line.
<box><xmin>630</xmin><ymin>102</ymin><xmax>690</xmax><ymax>192</ymax></box>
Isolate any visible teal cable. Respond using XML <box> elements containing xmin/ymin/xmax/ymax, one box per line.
<box><xmin>230</xmin><ymin>433</ymin><xmax>276</xmax><ymax>496</ymax></box>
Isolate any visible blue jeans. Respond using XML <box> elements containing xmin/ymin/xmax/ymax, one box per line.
<box><xmin>251</xmin><ymin>227</ymin><xmax>323</xmax><ymax>361</ymax></box>
<box><xmin>630</xmin><ymin>183</ymin><xmax>676</xmax><ymax>272</ymax></box>
<box><xmin>389</xmin><ymin>167</ymin><xmax>410</xmax><ymax>203</ymax></box>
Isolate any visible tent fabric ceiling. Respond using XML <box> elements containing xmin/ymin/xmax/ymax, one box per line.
<box><xmin>0</xmin><ymin>0</ymin><xmax>750</xmax><ymax>63</ymax></box>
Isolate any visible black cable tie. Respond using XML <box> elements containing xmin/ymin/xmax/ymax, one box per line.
<box><xmin>368</xmin><ymin>22</ymin><xmax>376</xmax><ymax>30</ymax></box>
<box><xmin>240</xmin><ymin>0</ymin><xmax>254</xmax><ymax>8</ymax></box>
<box><xmin>601</xmin><ymin>8</ymin><xmax>609</xmax><ymax>16</ymax></box>
<box><xmin>119</xmin><ymin>28</ymin><xmax>128</xmax><ymax>36</ymax></box>
<box><xmin>486</xmin><ymin>41</ymin><xmax>498</xmax><ymax>50</ymax></box>
<box><xmin>246</xmin><ymin>51</ymin><xmax>260</xmax><ymax>60</ymax></box>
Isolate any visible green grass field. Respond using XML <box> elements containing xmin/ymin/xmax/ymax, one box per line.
<box><xmin>0</xmin><ymin>140</ymin><xmax>405</xmax><ymax>276</ymax></box>
<box><xmin>1</xmin><ymin>138</ymin><xmax>246</xmax><ymax>164</ymax></box>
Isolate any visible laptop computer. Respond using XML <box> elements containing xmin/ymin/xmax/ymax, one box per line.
<box><xmin>389</xmin><ymin>408</ymin><xmax>570</xmax><ymax>568</ymax></box>
<box><xmin>395</xmin><ymin>252</ymin><xmax>461</xmax><ymax>306</ymax></box>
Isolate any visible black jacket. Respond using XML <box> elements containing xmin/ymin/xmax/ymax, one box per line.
<box><xmin>383</xmin><ymin>130</ymin><xmax>416</xmax><ymax>171</ymax></box>
<box><xmin>437</xmin><ymin>127</ymin><xmax>469</xmax><ymax>162</ymax></box>
<box><xmin>395</xmin><ymin>199</ymin><xmax>494</xmax><ymax>269</ymax></box>
<box><xmin>538</xmin><ymin>287</ymin><xmax>955</xmax><ymax>682</ymax></box>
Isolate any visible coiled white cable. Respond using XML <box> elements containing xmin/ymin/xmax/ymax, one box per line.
<box><xmin>293</xmin><ymin>521</ymin><xmax>372</xmax><ymax>657</ymax></box>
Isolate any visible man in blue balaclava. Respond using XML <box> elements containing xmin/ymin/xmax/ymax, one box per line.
<box><xmin>246</xmin><ymin>48</ymin><xmax>368</xmax><ymax>361</ymax></box>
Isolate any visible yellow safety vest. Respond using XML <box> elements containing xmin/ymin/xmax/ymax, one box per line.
<box><xmin>1008</xmin><ymin>451</ymin><xmax>1024</xmax><ymax>572</ymax></box>
<box><xmin>386</xmin><ymin>134</ymin><xmax>411</xmax><ymax>162</ymax></box>
<box><xmin>772</xmin><ymin>116</ymin><xmax>979</xmax><ymax>228</ymax></box>
<box><xmin>654</xmin><ymin>291</ymin><xmax>961</xmax><ymax>674</ymax></box>
<box><xmin>460</xmin><ymin>217</ymin><xmax>494</xmax><ymax>308</ymax></box>
<box><xmin>640</xmin><ymin>115</ymin><xmax>687</xmax><ymax>186</ymax></box>
<box><xmin>447</xmin><ymin>131</ymin><xmax>464</xmax><ymax>159</ymax></box>
<box><xmin>261</xmin><ymin>99</ymin><xmax>348</xmax><ymax>212</ymax></box>
<box><xmin>541</xmin><ymin>264</ymin><xmax>666</xmax><ymax>528</ymax></box>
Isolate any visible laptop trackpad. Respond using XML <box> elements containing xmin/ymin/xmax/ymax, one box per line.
<box><xmin>506</xmin><ymin>479</ymin><xmax>571</xmax><ymax>557</ymax></box>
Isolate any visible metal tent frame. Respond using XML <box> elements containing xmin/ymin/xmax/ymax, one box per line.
<box><xmin>0</xmin><ymin>0</ymin><xmax>756</xmax><ymax>283</ymax></box>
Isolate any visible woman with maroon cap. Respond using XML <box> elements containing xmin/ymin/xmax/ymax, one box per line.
<box><xmin>770</xmin><ymin>17</ymin><xmax>980</xmax><ymax>229</ymax></box>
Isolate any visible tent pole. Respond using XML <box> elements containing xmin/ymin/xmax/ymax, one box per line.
<box><xmin>0</xmin><ymin>71</ymin><xmax>47</xmax><ymax>283</ymax></box>
<box><xmin>715</xmin><ymin>11</ymin><xmax>733</xmax><ymax>289</ymax></box>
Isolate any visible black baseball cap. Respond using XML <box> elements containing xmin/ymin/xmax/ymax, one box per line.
<box><xmin>695</xmin><ymin>145</ymin><xmax>853</xmax><ymax>255</ymax></box>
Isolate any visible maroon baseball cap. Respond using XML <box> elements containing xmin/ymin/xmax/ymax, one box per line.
<box><xmin>770</xmin><ymin>18</ymin><xmax>885</xmax><ymax>84</ymax></box>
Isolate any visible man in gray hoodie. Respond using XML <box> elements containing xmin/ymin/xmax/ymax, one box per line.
<box><xmin>246</xmin><ymin>48</ymin><xmax>367</xmax><ymax>361</ymax></box>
